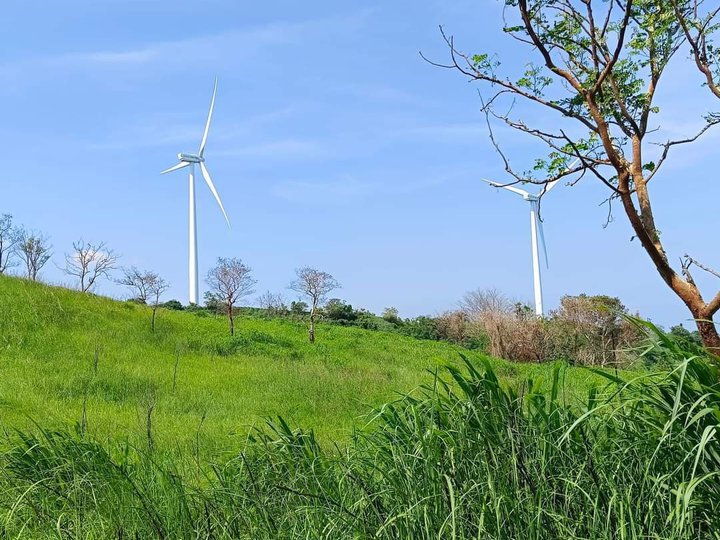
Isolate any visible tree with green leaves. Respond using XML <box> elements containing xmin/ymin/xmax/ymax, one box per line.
<box><xmin>17</xmin><ymin>230</ymin><xmax>52</xmax><ymax>282</ymax></box>
<box><xmin>431</xmin><ymin>0</ymin><xmax>720</xmax><ymax>350</ymax></box>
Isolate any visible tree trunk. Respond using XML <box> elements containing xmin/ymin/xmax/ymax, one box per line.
<box><xmin>309</xmin><ymin>306</ymin><xmax>316</xmax><ymax>344</ymax></box>
<box><xmin>151</xmin><ymin>308</ymin><xmax>157</xmax><ymax>333</ymax></box>
<box><xmin>228</xmin><ymin>304</ymin><xmax>234</xmax><ymax>336</ymax></box>
<box><xmin>694</xmin><ymin>312</ymin><xmax>720</xmax><ymax>353</ymax></box>
<box><xmin>615</xmin><ymin>180</ymin><xmax>720</xmax><ymax>353</ymax></box>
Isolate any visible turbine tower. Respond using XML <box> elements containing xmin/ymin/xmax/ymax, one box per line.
<box><xmin>482</xmin><ymin>159</ymin><xmax>579</xmax><ymax>317</ymax></box>
<box><xmin>161</xmin><ymin>78</ymin><xmax>230</xmax><ymax>305</ymax></box>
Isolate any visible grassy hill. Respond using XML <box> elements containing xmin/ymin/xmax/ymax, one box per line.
<box><xmin>5</xmin><ymin>276</ymin><xmax>711</xmax><ymax>539</ymax></box>
<box><xmin>0</xmin><ymin>275</ymin><xmax>601</xmax><ymax>457</ymax></box>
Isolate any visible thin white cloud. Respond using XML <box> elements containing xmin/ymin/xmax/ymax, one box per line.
<box><xmin>324</xmin><ymin>82</ymin><xmax>437</xmax><ymax>107</ymax></box>
<box><xmin>85</xmin><ymin>106</ymin><xmax>300</xmax><ymax>151</ymax></box>
<box><xmin>391</xmin><ymin>122</ymin><xmax>487</xmax><ymax>143</ymax></box>
<box><xmin>272</xmin><ymin>177</ymin><xmax>376</xmax><ymax>205</ymax></box>
<box><xmin>0</xmin><ymin>10</ymin><xmax>373</xmax><ymax>82</ymax></box>
<box><xmin>272</xmin><ymin>170</ymin><xmax>464</xmax><ymax>205</ymax></box>
<box><xmin>214</xmin><ymin>139</ymin><xmax>329</xmax><ymax>160</ymax></box>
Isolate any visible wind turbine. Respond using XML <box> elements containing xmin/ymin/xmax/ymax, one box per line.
<box><xmin>482</xmin><ymin>158</ymin><xmax>579</xmax><ymax>317</ymax></box>
<box><xmin>161</xmin><ymin>78</ymin><xmax>230</xmax><ymax>305</ymax></box>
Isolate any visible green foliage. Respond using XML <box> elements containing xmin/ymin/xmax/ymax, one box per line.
<box><xmin>398</xmin><ymin>316</ymin><xmax>440</xmax><ymax>341</ymax></box>
<box><xmin>290</xmin><ymin>300</ymin><xmax>308</xmax><ymax>314</ymax></box>
<box><xmin>381</xmin><ymin>306</ymin><xmax>401</xmax><ymax>324</ymax></box>
<box><xmin>323</xmin><ymin>298</ymin><xmax>357</xmax><ymax>323</ymax></box>
<box><xmin>161</xmin><ymin>299</ymin><xmax>184</xmax><ymax>311</ymax></box>
<box><xmin>203</xmin><ymin>290</ymin><xmax>225</xmax><ymax>314</ymax></box>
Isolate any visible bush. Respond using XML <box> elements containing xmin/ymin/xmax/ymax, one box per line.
<box><xmin>162</xmin><ymin>299</ymin><xmax>184</xmax><ymax>311</ymax></box>
<box><xmin>324</xmin><ymin>298</ymin><xmax>357</xmax><ymax>323</ymax></box>
<box><xmin>399</xmin><ymin>316</ymin><xmax>439</xmax><ymax>341</ymax></box>
<box><xmin>457</xmin><ymin>289</ymin><xmax>647</xmax><ymax>365</ymax></box>
<box><xmin>382</xmin><ymin>307</ymin><xmax>401</xmax><ymax>325</ymax></box>
<box><xmin>290</xmin><ymin>301</ymin><xmax>308</xmax><ymax>315</ymax></box>
<box><xmin>354</xmin><ymin>309</ymin><xmax>380</xmax><ymax>330</ymax></box>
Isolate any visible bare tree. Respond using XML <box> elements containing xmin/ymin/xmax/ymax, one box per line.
<box><xmin>433</xmin><ymin>1</ymin><xmax>720</xmax><ymax>350</ymax></box>
<box><xmin>460</xmin><ymin>288</ymin><xmax>513</xmax><ymax>318</ymax></box>
<box><xmin>459</xmin><ymin>288</ymin><xmax>515</xmax><ymax>359</ymax></box>
<box><xmin>118</xmin><ymin>266</ymin><xmax>153</xmax><ymax>303</ymax></box>
<box><xmin>64</xmin><ymin>240</ymin><xmax>118</xmax><ymax>292</ymax></box>
<box><xmin>17</xmin><ymin>230</ymin><xmax>52</xmax><ymax>281</ymax></box>
<box><xmin>0</xmin><ymin>214</ymin><xmax>20</xmax><ymax>274</ymax></box>
<box><xmin>289</xmin><ymin>267</ymin><xmax>340</xmax><ymax>343</ymax></box>
<box><xmin>118</xmin><ymin>267</ymin><xmax>169</xmax><ymax>331</ymax></box>
<box><xmin>256</xmin><ymin>290</ymin><xmax>288</xmax><ymax>316</ymax></box>
<box><xmin>147</xmin><ymin>273</ymin><xmax>170</xmax><ymax>333</ymax></box>
<box><xmin>206</xmin><ymin>257</ymin><xmax>256</xmax><ymax>336</ymax></box>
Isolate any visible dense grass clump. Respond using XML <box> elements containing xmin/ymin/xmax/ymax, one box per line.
<box><xmin>1</xmin><ymin>324</ymin><xmax>719</xmax><ymax>538</ymax></box>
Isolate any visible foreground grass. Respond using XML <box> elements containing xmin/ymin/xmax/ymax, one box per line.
<box><xmin>0</xmin><ymin>276</ymin><xmax>603</xmax><ymax>457</ymax></box>
<box><xmin>0</xmin><ymin>327</ymin><xmax>717</xmax><ymax>538</ymax></box>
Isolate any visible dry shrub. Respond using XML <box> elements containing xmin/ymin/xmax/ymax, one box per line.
<box><xmin>458</xmin><ymin>289</ymin><xmax>643</xmax><ymax>366</ymax></box>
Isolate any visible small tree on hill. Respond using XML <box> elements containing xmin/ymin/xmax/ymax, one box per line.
<box><xmin>64</xmin><ymin>240</ymin><xmax>119</xmax><ymax>292</ymax></box>
<box><xmin>147</xmin><ymin>273</ymin><xmax>170</xmax><ymax>333</ymax></box>
<box><xmin>206</xmin><ymin>257</ymin><xmax>256</xmax><ymax>336</ymax></box>
<box><xmin>118</xmin><ymin>267</ymin><xmax>153</xmax><ymax>304</ymax></box>
<box><xmin>118</xmin><ymin>267</ymin><xmax>168</xmax><ymax>332</ymax></box>
<box><xmin>551</xmin><ymin>295</ymin><xmax>629</xmax><ymax>366</ymax></box>
<box><xmin>0</xmin><ymin>214</ymin><xmax>20</xmax><ymax>274</ymax></box>
<box><xmin>257</xmin><ymin>291</ymin><xmax>288</xmax><ymax>316</ymax></box>
<box><xmin>17</xmin><ymin>230</ymin><xmax>52</xmax><ymax>281</ymax></box>
<box><xmin>289</xmin><ymin>267</ymin><xmax>340</xmax><ymax>343</ymax></box>
<box><xmin>382</xmin><ymin>307</ymin><xmax>401</xmax><ymax>325</ymax></box>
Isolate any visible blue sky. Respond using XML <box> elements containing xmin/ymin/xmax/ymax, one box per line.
<box><xmin>2</xmin><ymin>0</ymin><xmax>718</xmax><ymax>327</ymax></box>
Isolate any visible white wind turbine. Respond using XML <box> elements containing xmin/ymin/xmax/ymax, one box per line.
<box><xmin>482</xmin><ymin>158</ymin><xmax>579</xmax><ymax>317</ymax></box>
<box><xmin>161</xmin><ymin>78</ymin><xmax>230</xmax><ymax>305</ymax></box>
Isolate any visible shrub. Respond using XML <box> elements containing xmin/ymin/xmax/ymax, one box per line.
<box><xmin>290</xmin><ymin>301</ymin><xmax>308</xmax><ymax>315</ymax></box>
<box><xmin>162</xmin><ymin>299</ymin><xmax>184</xmax><ymax>310</ymax></box>
<box><xmin>381</xmin><ymin>307</ymin><xmax>401</xmax><ymax>325</ymax></box>
<box><xmin>324</xmin><ymin>298</ymin><xmax>357</xmax><ymax>323</ymax></box>
<box><xmin>399</xmin><ymin>316</ymin><xmax>439</xmax><ymax>341</ymax></box>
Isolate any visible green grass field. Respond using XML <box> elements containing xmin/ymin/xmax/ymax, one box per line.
<box><xmin>4</xmin><ymin>275</ymin><xmax>718</xmax><ymax>539</ymax></box>
<box><xmin>0</xmin><ymin>275</ymin><xmax>602</xmax><ymax>457</ymax></box>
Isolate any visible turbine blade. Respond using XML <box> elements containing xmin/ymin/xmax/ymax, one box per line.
<box><xmin>541</xmin><ymin>179</ymin><xmax>560</xmax><ymax>196</ymax></box>
<box><xmin>536</xmin><ymin>212</ymin><xmax>549</xmax><ymax>269</ymax></box>
<box><xmin>198</xmin><ymin>78</ymin><xmax>218</xmax><ymax>157</ymax></box>
<box><xmin>199</xmin><ymin>161</ymin><xmax>231</xmax><ymax>228</ymax></box>
<box><xmin>481</xmin><ymin>178</ymin><xmax>529</xmax><ymax>197</ymax></box>
<box><xmin>160</xmin><ymin>161</ymin><xmax>190</xmax><ymax>175</ymax></box>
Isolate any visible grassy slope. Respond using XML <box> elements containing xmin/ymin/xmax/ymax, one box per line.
<box><xmin>0</xmin><ymin>276</ymin><xmax>602</xmax><ymax>457</ymax></box>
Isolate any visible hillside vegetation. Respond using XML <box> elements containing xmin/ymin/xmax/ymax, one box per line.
<box><xmin>0</xmin><ymin>276</ymin><xmax>602</xmax><ymax>456</ymax></box>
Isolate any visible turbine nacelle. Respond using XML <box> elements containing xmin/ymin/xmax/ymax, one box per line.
<box><xmin>178</xmin><ymin>153</ymin><xmax>203</xmax><ymax>163</ymax></box>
